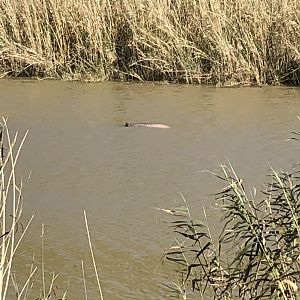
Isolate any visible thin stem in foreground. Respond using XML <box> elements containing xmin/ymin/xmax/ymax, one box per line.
<box><xmin>83</xmin><ymin>210</ymin><xmax>104</xmax><ymax>300</ymax></box>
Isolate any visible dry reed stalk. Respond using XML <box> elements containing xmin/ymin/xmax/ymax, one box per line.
<box><xmin>81</xmin><ymin>260</ymin><xmax>88</xmax><ymax>300</ymax></box>
<box><xmin>0</xmin><ymin>118</ymin><xmax>34</xmax><ymax>300</ymax></box>
<box><xmin>0</xmin><ymin>119</ymin><xmax>104</xmax><ymax>299</ymax></box>
<box><xmin>83</xmin><ymin>210</ymin><xmax>104</xmax><ymax>300</ymax></box>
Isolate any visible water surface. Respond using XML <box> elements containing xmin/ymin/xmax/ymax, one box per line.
<box><xmin>1</xmin><ymin>80</ymin><xmax>300</xmax><ymax>299</ymax></box>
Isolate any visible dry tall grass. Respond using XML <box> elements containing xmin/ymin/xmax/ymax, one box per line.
<box><xmin>0</xmin><ymin>120</ymin><xmax>104</xmax><ymax>300</ymax></box>
<box><xmin>0</xmin><ymin>0</ymin><xmax>299</xmax><ymax>85</ymax></box>
<box><xmin>0</xmin><ymin>119</ymin><xmax>34</xmax><ymax>300</ymax></box>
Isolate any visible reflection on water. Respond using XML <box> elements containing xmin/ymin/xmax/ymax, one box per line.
<box><xmin>1</xmin><ymin>80</ymin><xmax>300</xmax><ymax>299</ymax></box>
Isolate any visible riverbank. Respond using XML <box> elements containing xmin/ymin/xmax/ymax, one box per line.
<box><xmin>0</xmin><ymin>0</ymin><xmax>299</xmax><ymax>85</ymax></box>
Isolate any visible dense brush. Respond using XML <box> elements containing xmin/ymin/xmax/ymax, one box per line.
<box><xmin>162</xmin><ymin>163</ymin><xmax>300</xmax><ymax>299</ymax></box>
<box><xmin>0</xmin><ymin>0</ymin><xmax>299</xmax><ymax>85</ymax></box>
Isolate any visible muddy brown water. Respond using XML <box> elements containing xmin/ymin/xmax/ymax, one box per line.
<box><xmin>1</xmin><ymin>80</ymin><xmax>300</xmax><ymax>299</ymax></box>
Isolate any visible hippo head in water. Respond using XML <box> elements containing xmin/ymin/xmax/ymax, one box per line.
<box><xmin>124</xmin><ymin>122</ymin><xmax>170</xmax><ymax>128</ymax></box>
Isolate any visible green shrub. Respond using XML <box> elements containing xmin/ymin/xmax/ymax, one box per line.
<box><xmin>163</xmin><ymin>162</ymin><xmax>300</xmax><ymax>299</ymax></box>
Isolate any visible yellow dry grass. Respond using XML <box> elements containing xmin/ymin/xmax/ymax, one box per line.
<box><xmin>0</xmin><ymin>0</ymin><xmax>299</xmax><ymax>85</ymax></box>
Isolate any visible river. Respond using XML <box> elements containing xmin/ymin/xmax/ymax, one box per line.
<box><xmin>1</xmin><ymin>80</ymin><xmax>300</xmax><ymax>299</ymax></box>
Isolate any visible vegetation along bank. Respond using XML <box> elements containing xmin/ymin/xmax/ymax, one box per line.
<box><xmin>0</xmin><ymin>0</ymin><xmax>299</xmax><ymax>85</ymax></box>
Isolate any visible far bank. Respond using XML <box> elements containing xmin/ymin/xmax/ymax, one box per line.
<box><xmin>0</xmin><ymin>0</ymin><xmax>299</xmax><ymax>86</ymax></box>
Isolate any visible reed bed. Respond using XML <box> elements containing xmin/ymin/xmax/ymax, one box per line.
<box><xmin>161</xmin><ymin>162</ymin><xmax>300</xmax><ymax>299</ymax></box>
<box><xmin>0</xmin><ymin>0</ymin><xmax>299</xmax><ymax>85</ymax></box>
